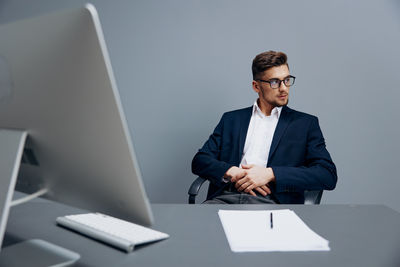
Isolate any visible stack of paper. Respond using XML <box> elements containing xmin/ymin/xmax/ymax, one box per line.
<box><xmin>218</xmin><ymin>209</ymin><xmax>330</xmax><ymax>252</ymax></box>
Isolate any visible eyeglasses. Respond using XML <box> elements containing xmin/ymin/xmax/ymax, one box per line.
<box><xmin>255</xmin><ymin>75</ymin><xmax>296</xmax><ymax>89</ymax></box>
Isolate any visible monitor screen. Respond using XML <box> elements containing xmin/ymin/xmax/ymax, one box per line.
<box><xmin>0</xmin><ymin>4</ymin><xmax>153</xmax><ymax>227</ymax></box>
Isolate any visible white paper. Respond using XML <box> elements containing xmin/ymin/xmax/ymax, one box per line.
<box><xmin>218</xmin><ymin>209</ymin><xmax>330</xmax><ymax>252</ymax></box>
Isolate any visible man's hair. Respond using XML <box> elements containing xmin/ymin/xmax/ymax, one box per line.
<box><xmin>252</xmin><ymin>51</ymin><xmax>288</xmax><ymax>80</ymax></box>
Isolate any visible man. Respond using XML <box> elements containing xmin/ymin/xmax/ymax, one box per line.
<box><xmin>192</xmin><ymin>51</ymin><xmax>337</xmax><ymax>204</ymax></box>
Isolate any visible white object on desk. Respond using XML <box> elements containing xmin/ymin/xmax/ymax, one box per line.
<box><xmin>56</xmin><ymin>213</ymin><xmax>169</xmax><ymax>253</ymax></box>
<box><xmin>218</xmin><ymin>209</ymin><xmax>330</xmax><ymax>252</ymax></box>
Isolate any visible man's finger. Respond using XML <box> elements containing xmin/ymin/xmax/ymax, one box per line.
<box><xmin>261</xmin><ymin>185</ymin><xmax>271</xmax><ymax>194</ymax></box>
<box><xmin>234</xmin><ymin>177</ymin><xmax>248</xmax><ymax>188</ymax></box>
<box><xmin>235</xmin><ymin>179</ymin><xmax>245</xmax><ymax>189</ymax></box>
<box><xmin>255</xmin><ymin>187</ymin><xmax>268</xmax><ymax>196</ymax></box>
<box><xmin>248</xmin><ymin>190</ymin><xmax>256</xmax><ymax>197</ymax></box>
<box><xmin>238</xmin><ymin>182</ymin><xmax>250</xmax><ymax>191</ymax></box>
<box><xmin>238</xmin><ymin>171</ymin><xmax>247</xmax><ymax>179</ymax></box>
<box><xmin>232</xmin><ymin>174</ymin><xmax>245</xmax><ymax>183</ymax></box>
<box><xmin>241</xmin><ymin>164</ymin><xmax>250</xmax><ymax>169</ymax></box>
<box><xmin>244</xmin><ymin>184</ymin><xmax>256</xmax><ymax>193</ymax></box>
<box><xmin>238</xmin><ymin>182</ymin><xmax>251</xmax><ymax>192</ymax></box>
<box><xmin>241</xmin><ymin>164</ymin><xmax>254</xmax><ymax>169</ymax></box>
<box><xmin>242</xmin><ymin>175</ymin><xmax>256</xmax><ymax>186</ymax></box>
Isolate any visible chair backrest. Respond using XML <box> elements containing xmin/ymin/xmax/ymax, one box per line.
<box><xmin>304</xmin><ymin>190</ymin><xmax>323</xmax><ymax>205</ymax></box>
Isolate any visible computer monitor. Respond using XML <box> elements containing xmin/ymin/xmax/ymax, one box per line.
<box><xmin>0</xmin><ymin>3</ymin><xmax>153</xmax><ymax>240</ymax></box>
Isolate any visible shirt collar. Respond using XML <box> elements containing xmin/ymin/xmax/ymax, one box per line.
<box><xmin>252</xmin><ymin>100</ymin><xmax>282</xmax><ymax>118</ymax></box>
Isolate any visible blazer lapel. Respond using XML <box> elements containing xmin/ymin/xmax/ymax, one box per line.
<box><xmin>237</xmin><ymin>107</ymin><xmax>252</xmax><ymax>163</ymax></box>
<box><xmin>268</xmin><ymin>105</ymin><xmax>293</xmax><ymax>161</ymax></box>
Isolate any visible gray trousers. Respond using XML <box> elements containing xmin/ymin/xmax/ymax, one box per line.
<box><xmin>203</xmin><ymin>191</ymin><xmax>278</xmax><ymax>204</ymax></box>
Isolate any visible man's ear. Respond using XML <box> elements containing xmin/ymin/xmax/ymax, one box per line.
<box><xmin>252</xmin><ymin>80</ymin><xmax>260</xmax><ymax>93</ymax></box>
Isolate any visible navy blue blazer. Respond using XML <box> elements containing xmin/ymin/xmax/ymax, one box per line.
<box><xmin>191</xmin><ymin>105</ymin><xmax>337</xmax><ymax>204</ymax></box>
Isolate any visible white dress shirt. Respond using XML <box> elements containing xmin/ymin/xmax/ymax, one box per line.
<box><xmin>240</xmin><ymin>101</ymin><xmax>282</xmax><ymax>167</ymax></box>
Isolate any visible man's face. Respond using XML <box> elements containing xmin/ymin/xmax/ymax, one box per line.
<box><xmin>252</xmin><ymin>64</ymin><xmax>290</xmax><ymax>111</ymax></box>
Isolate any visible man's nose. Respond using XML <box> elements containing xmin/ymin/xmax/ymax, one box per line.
<box><xmin>279</xmin><ymin>82</ymin><xmax>288</xmax><ymax>91</ymax></box>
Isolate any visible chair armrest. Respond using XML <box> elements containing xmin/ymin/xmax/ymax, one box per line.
<box><xmin>304</xmin><ymin>190</ymin><xmax>323</xmax><ymax>205</ymax></box>
<box><xmin>188</xmin><ymin>177</ymin><xmax>207</xmax><ymax>204</ymax></box>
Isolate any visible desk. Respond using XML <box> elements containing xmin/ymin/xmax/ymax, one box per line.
<box><xmin>4</xmin><ymin>201</ymin><xmax>400</xmax><ymax>267</ymax></box>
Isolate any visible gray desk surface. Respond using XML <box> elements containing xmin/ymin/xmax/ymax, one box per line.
<box><xmin>4</xmin><ymin>200</ymin><xmax>400</xmax><ymax>267</ymax></box>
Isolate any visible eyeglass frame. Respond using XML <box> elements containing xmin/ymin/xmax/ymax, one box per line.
<box><xmin>255</xmin><ymin>75</ymin><xmax>296</xmax><ymax>89</ymax></box>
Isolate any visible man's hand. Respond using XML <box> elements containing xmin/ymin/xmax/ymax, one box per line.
<box><xmin>224</xmin><ymin>166</ymin><xmax>246</xmax><ymax>182</ymax></box>
<box><xmin>233</xmin><ymin>164</ymin><xmax>275</xmax><ymax>194</ymax></box>
<box><xmin>225</xmin><ymin>166</ymin><xmax>263</xmax><ymax>196</ymax></box>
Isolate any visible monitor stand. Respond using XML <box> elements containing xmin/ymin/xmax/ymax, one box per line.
<box><xmin>0</xmin><ymin>129</ymin><xmax>80</xmax><ymax>267</ymax></box>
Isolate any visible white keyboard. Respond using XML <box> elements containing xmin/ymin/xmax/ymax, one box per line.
<box><xmin>56</xmin><ymin>213</ymin><xmax>169</xmax><ymax>252</ymax></box>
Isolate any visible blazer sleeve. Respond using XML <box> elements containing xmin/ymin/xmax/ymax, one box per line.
<box><xmin>191</xmin><ymin>114</ymin><xmax>235</xmax><ymax>187</ymax></box>
<box><xmin>271</xmin><ymin>117</ymin><xmax>337</xmax><ymax>193</ymax></box>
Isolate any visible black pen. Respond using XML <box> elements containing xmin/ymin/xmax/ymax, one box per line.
<box><xmin>270</xmin><ymin>212</ymin><xmax>273</xmax><ymax>229</ymax></box>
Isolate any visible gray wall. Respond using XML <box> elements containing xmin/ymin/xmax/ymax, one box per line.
<box><xmin>1</xmin><ymin>0</ymin><xmax>399</xmax><ymax>211</ymax></box>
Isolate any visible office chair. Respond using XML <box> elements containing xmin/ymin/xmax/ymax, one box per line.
<box><xmin>188</xmin><ymin>177</ymin><xmax>323</xmax><ymax>204</ymax></box>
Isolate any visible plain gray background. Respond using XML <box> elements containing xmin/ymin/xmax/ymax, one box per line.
<box><xmin>1</xmin><ymin>0</ymin><xmax>399</xmax><ymax>211</ymax></box>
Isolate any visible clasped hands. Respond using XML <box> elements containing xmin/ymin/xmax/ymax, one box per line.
<box><xmin>224</xmin><ymin>165</ymin><xmax>276</xmax><ymax>197</ymax></box>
